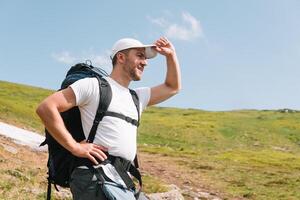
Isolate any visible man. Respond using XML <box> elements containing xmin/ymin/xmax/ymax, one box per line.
<box><xmin>36</xmin><ymin>36</ymin><xmax>181</xmax><ymax>199</ymax></box>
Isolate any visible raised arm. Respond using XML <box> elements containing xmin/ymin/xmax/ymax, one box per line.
<box><xmin>148</xmin><ymin>37</ymin><xmax>181</xmax><ymax>106</ymax></box>
<box><xmin>36</xmin><ymin>87</ymin><xmax>107</xmax><ymax>164</ymax></box>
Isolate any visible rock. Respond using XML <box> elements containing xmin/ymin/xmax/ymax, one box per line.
<box><xmin>182</xmin><ymin>187</ymin><xmax>222</xmax><ymax>200</ymax></box>
<box><xmin>277</xmin><ymin>108</ymin><xmax>298</xmax><ymax>113</ymax></box>
<box><xmin>147</xmin><ymin>184</ymin><xmax>184</xmax><ymax>200</ymax></box>
<box><xmin>272</xmin><ymin>146</ymin><xmax>290</xmax><ymax>152</ymax></box>
<box><xmin>54</xmin><ymin>186</ymin><xmax>72</xmax><ymax>199</ymax></box>
<box><xmin>1</xmin><ymin>144</ymin><xmax>18</xmax><ymax>154</ymax></box>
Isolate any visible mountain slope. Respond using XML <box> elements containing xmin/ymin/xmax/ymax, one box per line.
<box><xmin>1</xmin><ymin>80</ymin><xmax>300</xmax><ymax>200</ymax></box>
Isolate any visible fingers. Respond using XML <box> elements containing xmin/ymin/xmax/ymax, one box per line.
<box><xmin>94</xmin><ymin>144</ymin><xmax>108</xmax><ymax>151</ymax></box>
<box><xmin>91</xmin><ymin>144</ymin><xmax>108</xmax><ymax>160</ymax></box>
<box><xmin>155</xmin><ymin>36</ymin><xmax>170</xmax><ymax>47</ymax></box>
<box><xmin>87</xmin><ymin>154</ymin><xmax>99</xmax><ymax>165</ymax></box>
<box><xmin>87</xmin><ymin>144</ymin><xmax>107</xmax><ymax>163</ymax></box>
<box><xmin>160</xmin><ymin>37</ymin><xmax>169</xmax><ymax>46</ymax></box>
<box><xmin>73</xmin><ymin>142</ymin><xmax>108</xmax><ymax>165</ymax></box>
<box><xmin>154</xmin><ymin>38</ymin><xmax>165</xmax><ymax>53</ymax></box>
<box><xmin>154</xmin><ymin>36</ymin><xmax>175</xmax><ymax>56</ymax></box>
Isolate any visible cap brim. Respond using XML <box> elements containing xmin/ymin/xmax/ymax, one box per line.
<box><xmin>144</xmin><ymin>45</ymin><xmax>157</xmax><ymax>59</ymax></box>
<box><xmin>110</xmin><ymin>44</ymin><xmax>157</xmax><ymax>60</ymax></box>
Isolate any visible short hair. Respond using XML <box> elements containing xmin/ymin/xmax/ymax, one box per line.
<box><xmin>112</xmin><ymin>49</ymin><xmax>131</xmax><ymax>67</ymax></box>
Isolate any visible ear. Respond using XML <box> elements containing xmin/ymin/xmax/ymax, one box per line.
<box><xmin>116</xmin><ymin>52</ymin><xmax>126</xmax><ymax>64</ymax></box>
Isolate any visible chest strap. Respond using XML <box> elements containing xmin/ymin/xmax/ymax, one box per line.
<box><xmin>104</xmin><ymin>111</ymin><xmax>139</xmax><ymax>127</ymax></box>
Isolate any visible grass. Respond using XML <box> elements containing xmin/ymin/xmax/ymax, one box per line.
<box><xmin>0</xmin><ymin>136</ymin><xmax>167</xmax><ymax>200</ymax></box>
<box><xmin>0</xmin><ymin>81</ymin><xmax>168</xmax><ymax>199</ymax></box>
<box><xmin>0</xmin><ymin>80</ymin><xmax>52</xmax><ymax>132</ymax></box>
<box><xmin>1</xmin><ymin>80</ymin><xmax>300</xmax><ymax>199</ymax></box>
<box><xmin>140</xmin><ymin>174</ymin><xmax>168</xmax><ymax>194</ymax></box>
<box><xmin>0</xmin><ymin>137</ymin><xmax>49</xmax><ymax>200</ymax></box>
<box><xmin>138</xmin><ymin>107</ymin><xmax>300</xmax><ymax>199</ymax></box>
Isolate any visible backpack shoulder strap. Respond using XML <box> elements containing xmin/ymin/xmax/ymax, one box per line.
<box><xmin>101</xmin><ymin>88</ymin><xmax>140</xmax><ymax>127</ymax></box>
<box><xmin>86</xmin><ymin>76</ymin><xmax>112</xmax><ymax>143</ymax></box>
<box><xmin>129</xmin><ymin>89</ymin><xmax>140</xmax><ymax>125</ymax></box>
<box><xmin>129</xmin><ymin>89</ymin><xmax>140</xmax><ymax>169</ymax></box>
<box><xmin>86</xmin><ymin>79</ymin><xmax>141</xmax><ymax>143</ymax></box>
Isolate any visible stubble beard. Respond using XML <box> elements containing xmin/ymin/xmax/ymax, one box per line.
<box><xmin>124</xmin><ymin>61</ymin><xmax>141</xmax><ymax>81</ymax></box>
<box><xmin>130</xmin><ymin>68</ymin><xmax>141</xmax><ymax>81</ymax></box>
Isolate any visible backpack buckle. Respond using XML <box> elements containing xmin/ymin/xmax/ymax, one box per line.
<box><xmin>124</xmin><ymin>116</ymin><xmax>132</xmax><ymax>123</ymax></box>
<box><xmin>93</xmin><ymin>119</ymin><xmax>100</xmax><ymax>126</ymax></box>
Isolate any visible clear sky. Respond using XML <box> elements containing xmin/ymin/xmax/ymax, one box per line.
<box><xmin>1</xmin><ymin>0</ymin><xmax>299</xmax><ymax>111</ymax></box>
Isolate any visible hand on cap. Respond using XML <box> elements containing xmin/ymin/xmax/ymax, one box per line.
<box><xmin>154</xmin><ymin>37</ymin><xmax>175</xmax><ymax>56</ymax></box>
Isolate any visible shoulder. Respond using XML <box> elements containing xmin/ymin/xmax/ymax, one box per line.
<box><xmin>69</xmin><ymin>77</ymin><xmax>99</xmax><ymax>105</ymax></box>
<box><xmin>134</xmin><ymin>87</ymin><xmax>150</xmax><ymax>98</ymax></box>
<box><xmin>133</xmin><ymin>87</ymin><xmax>151</xmax><ymax>110</ymax></box>
<box><xmin>69</xmin><ymin>77</ymin><xmax>99</xmax><ymax>96</ymax></box>
<box><xmin>70</xmin><ymin>77</ymin><xmax>98</xmax><ymax>87</ymax></box>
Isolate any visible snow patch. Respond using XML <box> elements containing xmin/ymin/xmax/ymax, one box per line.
<box><xmin>0</xmin><ymin>122</ymin><xmax>47</xmax><ymax>151</ymax></box>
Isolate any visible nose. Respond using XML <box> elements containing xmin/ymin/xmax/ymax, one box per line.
<box><xmin>142</xmin><ymin>59</ymin><xmax>147</xmax><ymax>66</ymax></box>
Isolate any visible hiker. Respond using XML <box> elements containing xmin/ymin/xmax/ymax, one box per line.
<box><xmin>36</xmin><ymin>36</ymin><xmax>181</xmax><ymax>200</ymax></box>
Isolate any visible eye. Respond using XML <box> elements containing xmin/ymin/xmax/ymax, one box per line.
<box><xmin>138</xmin><ymin>53</ymin><xmax>145</xmax><ymax>59</ymax></box>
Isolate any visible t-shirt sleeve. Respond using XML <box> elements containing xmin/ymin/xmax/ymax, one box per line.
<box><xmin>134</xmin><ymin>87</ymin><xmax>151</xmax><ymax>112</ymax></box>
<box><xmin>69</xmin><ymin>78</ymin><xmax>98</xmax><ymax>106</ymax></box>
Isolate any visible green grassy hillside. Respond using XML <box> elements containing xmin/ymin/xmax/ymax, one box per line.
<box><xmin>1</xmin><ymin>80</ymin><xmax>300</xmax><ymax>199</ymax></box>
<box><xmin>0</xmin><ymin>80</ymin><xmax>52</xmax><ymax>131</ymax></box>
<box><xmin>139</xmin><ymin>107</ymin><xmax>300</xmax><ymax>199</ymax></box>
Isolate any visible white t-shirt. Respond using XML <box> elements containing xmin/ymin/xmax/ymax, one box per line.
<box><xmin>70</xmin><ymin>76</ymin><xmax>150</xmax><ymax>184</ymax></box>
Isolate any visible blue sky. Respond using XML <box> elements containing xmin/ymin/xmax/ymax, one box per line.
<box><xmin>1</xmin><ymin>0</ymin><xmax>300</xmax><ymax>111</ymax></box>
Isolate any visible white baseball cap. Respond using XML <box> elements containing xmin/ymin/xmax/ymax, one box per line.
<box><xmin>110</xmin><ymin>38</ymin><xmax>157</xmax><ymax>60</ymax></box>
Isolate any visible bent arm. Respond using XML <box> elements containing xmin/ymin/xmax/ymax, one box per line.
<box><xmin>148</xmin><ymin>37</ymin><xmax>181</xmax><ymax>106</ymax></box>
<box><xmin>36</xmin><ymin>87</ymin><xmax>107</xmax><ymax>164</ymax></box>
<box><xmin>36</xmin><ymin>87</ymin><xmax>79</xmax><ymax>152</ymax></box>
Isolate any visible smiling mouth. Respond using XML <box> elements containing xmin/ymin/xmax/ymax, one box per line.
<box><xmin>137</xmin><ymin>65</ymin><xmax>144</xmax><ymax>73</ymax></box>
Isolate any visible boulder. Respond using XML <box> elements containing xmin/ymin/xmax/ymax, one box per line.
<box><xmin>146</xmin><ymin>184</ymin><xmax>184</xmax><ymax>200</ymax></box>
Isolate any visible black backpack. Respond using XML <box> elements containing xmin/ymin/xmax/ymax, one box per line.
<box><xmin>40</xmin><ymin>62</ymin><xmax>141</xmax><ymax>199</ymax></box>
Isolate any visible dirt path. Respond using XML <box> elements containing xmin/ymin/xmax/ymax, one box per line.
<box><xmin>139</xmin><ymin>152</ymin><xmax>226</xmax><ymax>200</ymax></box>
<box><xmin>0</xmin><ymin>121</ymin><xmax>227</xmax><ymax>199</ymax></box>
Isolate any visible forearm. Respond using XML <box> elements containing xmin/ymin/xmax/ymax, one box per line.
<box><xmin>36</xmin><ymin>103</ymin><xmax>78</xmax><ymax>152</ymax></box>
<box><xmin>148</xmin><ymin>37</ymin><xmax>182</xmax><ymax>106</ymax></box>
<box><xmin>36</xmin><ymin>88</ymin><xmax>107</xmax><ymax>164</ymax></box>
<box><xmin>165</xmin><ymin>52</ymin><xmax>181</xmax><ymax>93</ymax></box>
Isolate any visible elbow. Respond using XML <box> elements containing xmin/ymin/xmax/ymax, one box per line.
<box><xmin>36</xmin><ymin>103</ymin><xmax>44</xmax><ymax>118</ymax></box>
<box><xmin>173</xmin><ymin>88</ymin><xmax>181</xmax><ymax>95</ymax></box>
<box><xmin>36</xmin><ymin>101</ymin><xmax>49</xmax><ymax>119</ymax></box>
<box><xmin>165</xmin><ymin>83</ymin><xmax>181</xmax><ymax>96</ymax></box>
<box><xmin>173</xmin><ymin>82</ymin><xmax>182</xmax><ymax>94</ymax></box>
<box><xmin>166</xmin><ymin>80</ymin><xmax>181</xmax><ymax>95</ymax></box>
<box><xmin>176</xmin><ymin>84</ymin><xmax>182</xmax><ymax>94</ymax></box>
<box><xmin>170</xmin><ymin>85</ymin><xmax>181</xmax><ymax>96</ymax></box>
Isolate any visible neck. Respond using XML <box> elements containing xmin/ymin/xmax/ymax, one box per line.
<box><xmin>110</xmin><ymin>68</ymin><xmax>131</xmax><ymax>88</ymax></box>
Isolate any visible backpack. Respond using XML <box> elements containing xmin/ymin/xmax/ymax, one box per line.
<box><xmin>40</xmin><ymin>62</ymin><xmax>141</xmax><ymax>200</ymax></box>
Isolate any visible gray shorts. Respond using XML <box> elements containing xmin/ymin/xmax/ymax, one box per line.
<box><xmin>70</xmin><ymin>167</ymin><xmax>149</xmax><ymax>200</ymax></box>
<box><xmin>70</xmin><ymin>167</ymin><xmax>108</xmax><ymax>200</ymax></box>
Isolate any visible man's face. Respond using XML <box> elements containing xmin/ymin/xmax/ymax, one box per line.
<box><xmin>123</xmin><ymin>48</ymin><xmax>147</xmax><ymax>81</ymax></box>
